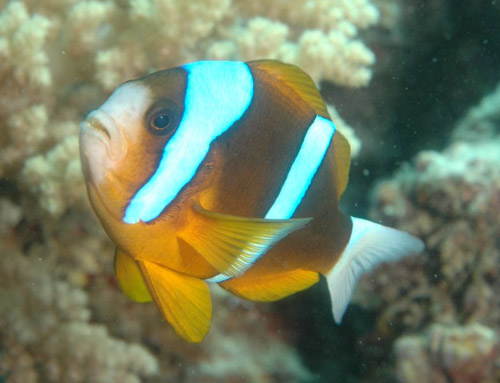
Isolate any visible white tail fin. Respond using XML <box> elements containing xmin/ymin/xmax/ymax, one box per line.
<box><xmin>326</xmin><ymin>217</ymin><xmax>424</xmax><ymax>324</ymax></box>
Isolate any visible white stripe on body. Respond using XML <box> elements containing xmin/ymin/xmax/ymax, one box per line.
<box><xmin>207</xmin><ymin>115</ymin><xmax>336</xmax><ymax>283</ymax></box>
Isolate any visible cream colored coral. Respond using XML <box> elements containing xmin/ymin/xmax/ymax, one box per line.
<box><xmin>1</xmin><ymin>0</ymin><xmax>379</xmax><ymax>215</ymax></box>
<box><xmin>0</xmin><ymin>1</ymin><xmax>382</xmax><ymax>380</ymax></box>
<box><xmin>222</xmin><ymin>0</ymin><xmax>379</xmax><ymax>86</ymax></box>
<box><xmin>21</xmin><ymin>134</ymin><xmax>87</xmax><ymax>217</ymax></box>
<box><xmin>0</xmin><ymin>1</ymin><xmax>53</xmax><ymax>89</ymax></box>
<box><xmin>0</xmin><ymin>105</ymin><xmax>49</xmax><ymax>176</ymax></box>
<box><xmin>395</xmin><ymin>324</ymin><xmax>500</xmax><ymax>383</ymax></box>
<box><xmin>237</xmin><ymin>0</ymin><xmax>379</xmax><ymax>30</ymax></box>
<box><xmin>0</xmin><ymin>234</ymin><xmax>158</xmax><ymax>383</ymax></box>
<box><xmin>95</xmin><ymin>46</ymin><xmax>148</xmax><ymax>91</ymax></box>
<box><xmin>65</xmin><ymin>0</ymin><xmax>116</xmax><ymax>56</ymax></box>
<box><xmin>44</xmin><ymin>323</ymin><xmax>158</xmax><ymax>383</ymax></box>
<box><xmin>0</xmin><ymin>199</ymin><xmax>23</xmax><ymax>234</ymax></box>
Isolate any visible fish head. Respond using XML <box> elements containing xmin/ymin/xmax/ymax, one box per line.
<box><xmin>79</xmin><ymin>68</ymin><xmax>186</xmax><ymax>223</ymax></box>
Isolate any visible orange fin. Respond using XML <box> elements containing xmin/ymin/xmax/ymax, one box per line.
<box><xmin>249</xmin><ymin>59</ymin><xmax>330</xmax><ymax>118</ymax></box>
<box><xmin>182</xmin><ymin>204</ymin><xmax>311</xmax><ymax>278</ymax></box>
<box><xmin>138</xmin><ymin>260</ymin><xmax>211</xmax><ymax>343</ymax></box>
<box><xmin>330</xmin><ymin>131</ymin><xmax>351</xmax><ymax>199</ymax></box>
<box><xmin>114</xmin><ymin>248</ymin><xmax>152</xmax><ymax>303</ymax></box>
<box><xmin>221</xmin><ymin>269</ymin><xmax>319</xmax><ymax>302</ymax></box>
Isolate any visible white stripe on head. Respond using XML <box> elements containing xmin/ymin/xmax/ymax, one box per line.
<box><xmin>124</xmin><ymin>61</ymin><xmax>254</xmax><ymax>224</ymax></box>
<box><xmin>100</xmin><ymin>82</ymin><xmax>152</xmax><ymax>143</ymax></box>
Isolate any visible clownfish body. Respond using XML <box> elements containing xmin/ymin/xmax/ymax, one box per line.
<box><xmin>80</xmin><ymin>60</ymin><xmax>423</xmax><ymax>342</ymax></box>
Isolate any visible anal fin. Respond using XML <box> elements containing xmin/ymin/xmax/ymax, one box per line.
<box><xmin>114</xmin><ymin>248</ymin><xmax>152</xmax><ymax>303</ymax></box>
<box><xmin>221</xmin><ymin>269</ymin><xmax>319</xmax><ymax>302</ymax></box>
<box><xmin>137</xmin><ymin>260</ymin><xmax>212</xmax><ymax>343</ymax></box>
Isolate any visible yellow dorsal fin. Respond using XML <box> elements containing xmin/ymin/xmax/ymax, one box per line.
<box><xmin>249</xmin><ymin>60</ymin><xmax>351</xmax><ymax>198</ymax></box>
<box><xmin>181</xmin><ymin>204</ymin><xmax>311</xmax><ymax>278</ymax></box>
<box><xmin>114</xmin><ymin>248</ymin><xmax>152</xmax><ymax>303</ymax></box>
<box><xmin>249</xmin><ymin>59</ymin><xmax>330</xmax><ymax>118</ymax></box>
<box><xmin>138</xmin><ymin>260</ymin><xmax>211</xmax><ymax>343</ymax></box>
<box><xmin>220</xmin><ymin>269</ymin><xmax>319</xmax><ymax>302</ymax></box>
<box><xmin>330</xmin><ymin>131</ymin><xmax>351</xmax><ymax>199</ymax></box>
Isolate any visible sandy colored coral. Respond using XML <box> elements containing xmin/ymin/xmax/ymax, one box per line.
<box><xmin>0</xmin><ymin>0</ymin><xmax>382</xmax><ymax>381</ymax></box>
<box><xmin>349</xmin><ymin>80</ymin><xmax>500</xmax><ymax>381</ymax></box>
<box><xmin>21</xmin><ymin>134</ymin><xmax>87</xmax><ymax>218</ymax></box>
<box><xmin>0</xmin><ymin>198</ymin><xmax>311</xmax><ymax>382</ymax></box>
<box><xmin>0</xmin><ymin>229</ymin><xmax>158</xmax><ymax>383</ymax></box>
<box><xmin>209</xmin><ymin>0</ymin><xmax>378</xmax><ymax>87</ymax></box>
<box><xmin>395</xmin><ymin>324</ymin><xmax>500</xmax><ymax>383</ymax></box>
<box><xmin>0</xmin><ymin>0</ymin><xmax>378</xmax><ymax>208</ymax></box>
<box><xmin>356</xmin><ymin>78</ymin><xmax>500</xmax><ymax>329</ymax></box>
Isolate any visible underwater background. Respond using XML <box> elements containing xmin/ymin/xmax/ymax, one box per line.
<box><xmin>1</xmin><ymin>0</ymin><xmax>499</xmax><ymax>382</ymax></box>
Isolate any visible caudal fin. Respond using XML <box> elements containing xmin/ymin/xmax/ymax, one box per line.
<box><xmin>326</xmin><ymin>217</ymin><xmax>425</xmax><ymax>324</ymax></box>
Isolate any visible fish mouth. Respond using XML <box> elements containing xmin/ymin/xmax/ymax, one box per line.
<box><xmin>86</xmin><ymin>115</ymin><xmax>111</xmax><ymax>140</ymax></box>
<box><xmin>81</xmin><ymin>110</ymin><xmax>117</xmax><ymax>142</ymax></box>
<box><xmin>80</xmin><ymin>109</ymin><xmax>125</xmax><ymax>162</ymax></box>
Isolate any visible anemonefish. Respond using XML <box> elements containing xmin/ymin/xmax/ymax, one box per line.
<box><xmin>79</xmin><ymin>60</ymin><xmax>424</xmax><ymax>343</ymax></box>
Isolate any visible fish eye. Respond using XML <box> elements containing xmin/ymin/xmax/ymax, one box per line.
<box><xmin>148</xmin><ymin>109</ymin><xmax>175</xmax><ymax>135</ymax></box>
<box><xmin>153</xmin><ymin>114</ymin><xmax>170</xmax><ymax>129</ymax></box>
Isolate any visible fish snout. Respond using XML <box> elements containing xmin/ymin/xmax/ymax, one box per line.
<box><xmin>81</xmin><ymin>109</ymin><xmax>125</xmax><ymax>162</ymax></box>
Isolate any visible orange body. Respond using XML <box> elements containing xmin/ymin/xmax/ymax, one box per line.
<box><xmin>80</xmin><ymin>60</ymin><xmax>355</xmax><ymax>342</ymax></box>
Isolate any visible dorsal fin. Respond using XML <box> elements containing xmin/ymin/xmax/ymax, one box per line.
<box><xmin>250</xmin><ymin>59</ymin><xmax>351</xmax><ymax>199</ymax></box>
<box><xmin>330</xmin><ymin>130</ymin><xmax>351</xmax><ymax>199</ymax></box>
<box><xmin>248</xmin><ymin>60</ymin><xmax>330</xmax><ymax>118</ymax></box>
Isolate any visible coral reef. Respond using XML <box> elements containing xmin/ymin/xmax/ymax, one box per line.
<box><xmin>0</xmin><ymin>0</ymin><xmax>370</xmax><ymax>217</ymax></box>
<box><xmin>0</xmin><ymin>228</ymin><xmax>158</xmax><ymax>383</ymax></box>
<box><xmin>0</xmin><ymin>199</ymin><xmax>312</xmax><ymax>382</ymax></box>
<box><xmin>324</xmin><ymin>0</ymin><xmax>500</xmax><ymax>218</ymax></box>
<box><xmin>6</xmin><ymin>0</ymin><xmax>498</xmax><ymax>381</ymax></box>
<box><xmin>1</xmin><ymin>0</ymin><xmax>378</xmax><ymax>381</ymax></box>
<box><xmin>395</xmin><ymin>323</ymin><xmax>500</xmax><ymax>383</ymax></box>
<box><xmin>355</xmin><ymin>80</ymin><xmax>500</xmax><ymax>381</ymax></box>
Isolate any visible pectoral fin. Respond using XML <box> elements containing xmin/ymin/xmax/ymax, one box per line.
<box><xmin>138</xmin><ymin>260</ymin><xmax>212</xmax><ymax>343</ymax></box>
<box><xmin>114</xmin><ymin>248</ymin><xmax>152</xmax><ymax>303</ymax></box>
<box><xmin>221</xmin><ymin>269</ymin><xmax>319</xmax><ymax>302</ymax></box>
<box><xmin>182</xmin><ymin>204</ymin><xmax>311</xmax><ymax>278</ymax></box>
